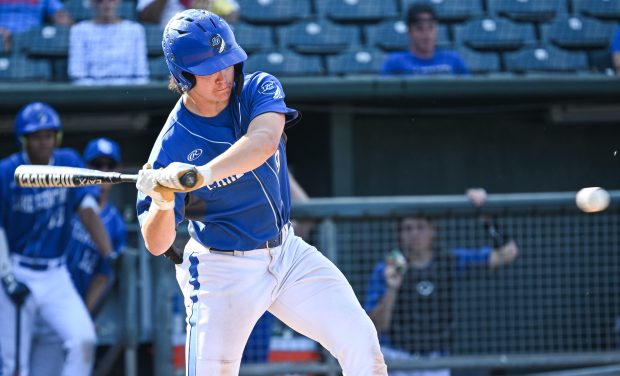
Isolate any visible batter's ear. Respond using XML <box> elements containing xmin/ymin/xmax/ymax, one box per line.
<box><xmin>19</xmin><ymin>136</ymin><xmax>27</xmax><ymax>148</ymax></box>
<box><xmin>56</xmin><ymin>131</ymin><xmax>63</xmax><ymax>146</ymax></box>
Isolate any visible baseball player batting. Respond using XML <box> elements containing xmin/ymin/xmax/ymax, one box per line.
<box><xmin>135</xmin><ymin>9</ymin><xmax>388</xmax><ymax>375</ymax></box>
<box><xmin>0</xmin><ymin>102</ymin><xmax>115</xmax><ymax>376</ymax></box>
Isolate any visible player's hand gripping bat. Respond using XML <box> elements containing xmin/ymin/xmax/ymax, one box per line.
<box><xmin>14</xmin><ymin>165</ymin><xmax>198</xmax><ymax>189</ymax></box>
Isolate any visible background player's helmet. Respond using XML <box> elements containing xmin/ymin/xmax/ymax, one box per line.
<box><xmin>162</xmin><ymin>9</ymin><xmax>247</xmax><ymax>93</ymax></box>
<box><xmin>83</xmin><ymin>138</ymin><xmax>122</xmax><ymax>165</ymax></box>
<box><xmin>14</xmin><ymin>102</ymin><xmax>62</xmax><ymax>146</ymax></box>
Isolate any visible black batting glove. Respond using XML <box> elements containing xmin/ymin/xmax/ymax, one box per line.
<box><xmin>163</xmin><ymin>245</ymin><xmax>183</xmax><ymax>265</ymax></box>
<box><xmin>1</xmin><ymin>273</ymin><xmax>30</xmax><ymax>306</ymax></box>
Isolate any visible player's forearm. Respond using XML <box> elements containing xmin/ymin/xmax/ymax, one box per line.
<box><xmin>79</xmin><ymin>207</ymin><xmax>113</xmax><ymax>257</ymax></box>
<box><xmin>368</xmin><ymin>289</ymin><xmax>398</xmax><ymax>334</ymax></box>
<box><xmin>139</xmin><ymin>0</ymin><xmax>167</xmax><ymax>23</ymax></box>
<box><xmin>86</xmin><ymin>274</ymin><xmax>109</xmax><ymax>314</ymax></box>
<box><xmin>141</xmin><ymin>208</ymin><xmax>176</xmax><ymax>255</ymax></box>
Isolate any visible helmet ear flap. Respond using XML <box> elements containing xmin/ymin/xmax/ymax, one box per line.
<box><xmin>181</xmin><ymin>71</ymin><xmax>196</xmax><ymax>91</ymax></box>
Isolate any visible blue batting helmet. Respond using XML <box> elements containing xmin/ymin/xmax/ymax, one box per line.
<box><xmin>162</xmin><ymin>9</ymin><xmax>247</xmax><ymax>93</ymax></box>
<box><xmin>15</xmin><ymin>102</ymin><xmax>61</xmax><ymax>137</ymax></box>
<box><xmin>83</xmin><ymin>138</ymin><xmax>122</xmax><ymax>165</ymax></box>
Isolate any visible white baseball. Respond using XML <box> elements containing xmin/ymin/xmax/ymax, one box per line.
<box><xmin>575</xmin><ymin>187</ymin><xmax>610</xmax><ymax>213</ymax></box>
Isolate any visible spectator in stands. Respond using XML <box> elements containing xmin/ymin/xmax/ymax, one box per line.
<box><xmin>611</xmin><ymin>26</ymin><xmax>620</xmax><ymax>75</ymax></box>
<box><xmin>382</xmin><ymin>2</ymin><xmax>468</xmax><ymax>76</ymax></box>
<box><xmin>138</xmin><ymin>0</ymin><xmax>240</xmax><ymax>28</ymax></box>
<box><xmin>68</xmin><ymin>0</ymin><xmax>149</xmax><ymax>85</ymax></box>
<box><xmin>0</xmin><ymin>0</ymin><xmax>73</xmax><ymax>50</ymax></box>
<box><xmin>365</xmin><ymin>189</ymin><xmax>518</xmax><ymax>376</ymax></box>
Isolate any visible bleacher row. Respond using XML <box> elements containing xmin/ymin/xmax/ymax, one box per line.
<box><xmin>1</xmin><ymin>0</ymin><xmax>619</xmax><ymax>82</ymax></box>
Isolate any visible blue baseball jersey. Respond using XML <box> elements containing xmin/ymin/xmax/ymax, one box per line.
<box><xmin>65</xmin><ymin>203</ymin><xmax>126</xmax><ymax>298</ymax></box>
<box><xmin>0</xmin><ymin>149</ymin><xmax>97</xmax><ymax>259</ymax></box>
<box><xmin>137</xmin><ymin>72</ymin><xmax>299</xmax><ymax>251</ymax></box>
<box><xmin>612</xmin><ymin>26</ymin><xmax>620</xmax><ymax>53</ymax></box>
<box><xmin>381</xmin><ymin>50</ymin><xmax>469</xmax><ymax>75</ymax></box>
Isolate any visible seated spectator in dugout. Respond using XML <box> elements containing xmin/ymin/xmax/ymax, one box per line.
<box><xmin>0</xmin><ymin>0</ymin><xmax>72</xmax><ymax>50</ymax></box>
<box><xmin>611</xmin><ymin>25</ymin><xmax>620</xmax><ymax>75</ymax></box>
<box><xmin>69</xmin><ymin>0</ymin><xmax>149</xmax><ymax>85</ymax></box>
<box><xmin>365</xmin><ymin>189</ymin><xmax>518</xmax><ymax>376</ymax></box>
<box><xmin>138</xmin><ymin>0</ymin><xmax>240</xmax><ymax>28</ymax></box>
<box><xmin>382</xmin><ymin>2</ymin><xmax>468</xmax><ymax>76</ymax></box>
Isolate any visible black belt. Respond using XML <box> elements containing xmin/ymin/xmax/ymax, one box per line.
<box><xmin>17</xmin><ymin>258</ymin><xmax>64</xmax><ymax>271</ymax></box>
<box><xmin>209</xmin><ymin>231</ymin><xmax>283</xmax><ymax>255</ymax></box>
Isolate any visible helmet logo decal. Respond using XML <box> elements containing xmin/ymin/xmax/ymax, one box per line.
<box><xmin>210</xmin><ymin>34</ymin><xmax>226</xmax><ymax>53</ymax></box>
<box><xmin>187</xmin><ymin>148</ymin><xmax>203</xmax><ymax>161</ymax></box>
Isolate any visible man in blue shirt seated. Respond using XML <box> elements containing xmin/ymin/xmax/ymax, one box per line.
<box><xmin>382</xmin><ymin>2</ymin><xmax>468</xmax><ymax>76</ymax></box>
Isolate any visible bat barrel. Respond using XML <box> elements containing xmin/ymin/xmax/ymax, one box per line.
<box><xmin>120</xmin><ymin>174</ymin><xmax>138</xmax><ymax>183</ymax></box>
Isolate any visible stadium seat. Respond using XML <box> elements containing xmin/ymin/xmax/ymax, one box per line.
<box><xmin>144</xmin><ymin>25</ymin><xmax>165</xmax><ymax>56</ymax></box>
<box><xmin>244</xmin><ymin>50</ymin><xmax>323</xmax><ymax>76</ymax></box>
<box><xmin>542</xmin><ymin>15</ymin><xmax>615</xmax><ymax>49</ymax></box>
<box><xmin>455</xmin><ymin>17</ymin><xmax>536</xmax><ymax>51</ymax></box>
<box><xmin>487</xmin><ymin>0</ymin><xmax>566</xmax><ymax>23</ymax></box>
<box><xmin>401</xmin><ymin>0</ymin><xmax>483</xmax><ymax>22</ymax></box>
<box><xmin>366</xmin><ymin>19</ymin><xmax>451</xmax><ymax>51</ymax></box>
<box><xmin>326</xmin><ymin>48</ymin><xmax>386</xmax><ymax>75</ymax></box>
<box><xmin>588</xmin><ymin>49</ymin><xmax>613</xmax><ymax>73</ymax></box>
<box><xmin>149</xmin><ymin>56</ymin><xmax>169</xmax><ymax>80</ymax></box>
<box><xmin>316</xmin><ymin>0</ymin><xmax>399</xmax><ymax>24</ymax></box>
<box><xmin>0</xmin><ymin>38</ymin><xmax>7</xmax><ymax>55</ymax></box>
<box><xmin>14</xmin><ymin>26</ymin><xmax>71</xmax><ymax>57</ymax></box>
<box><xmin>504</xmin><ymin>45</ymin><xmax>589</xmax><ymax>73</ymax></box>
<box><xmin>64</xmin><ymin>0</ymin><xmax>136</xmax><ymax>21</ymax></box>
<box><xmin>231</xmin><ymin>23</ymin><xmax>273</xmax><ymax>54</ymax></box>
<box><xmin>278</xmin><ymin>20</ymin><xmax>359</xmax><ymax>55</ymax></box>
<box><xmin>238</xmin><ymin>0</ymin><xmax>312</xmax><ymax>25</ymax></box>
<box><xmin>574</xmin><ymin>0</ymin><xmax>620</xmax><ymax>21</ymax></box>
<box><xmin>0</xmin><ymin>55</ymin><xmax>52</xmax><ymax>81</ymax></box>
<box><xmin>458</xmin><ymin>48</ymin><xmax>501</xmax><ymax>74</ymax></box>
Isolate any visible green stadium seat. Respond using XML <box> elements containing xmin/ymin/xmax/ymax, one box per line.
<box><xmin>278</xmin><ymin>20</ymin><xmax>359</xmax><ymax>55</ymax></box>
<box><xmin>0</xmin><ymin>55</ymin><xmax>52</xmax><ymax>81</ymax></box>
<box><xmin>14</xmin><ymin>26</ymin><xmax>71</xmax><ymax>57</ymax></box>
<box><xmin>326</xmin><ymin>48</ymin><xmax>386</xmax><ymax>75</ymax></box>
<box><xmin>316</xmin><ymin>0</ymin><xmax>399</xmax><ymax>24</ymax></box>
<box><xmin>455</xmin><ymin>17</ymin><xmax>536</xmax><ymax>51</ymax></box>
<box><xmin>574</xmin><ymin>0</ymin><xmax>620</xmax><ymax>21</ymax></box>
<box><xmin>458</xmin><ymin>47</ymin><xmax>501</xmax><ymax>74</ymax></box>
<box><xmin>244</xmin><ymin>50</ymin><xmax>323</xmax><ymax>76</ymax></box>
<box><xmin>366</xmin><ymin>19</ymin><xmax>451</xmax><ymax>52</ymax></box>
<box><xmin>231</xmin><ymin>23</ymin><xmax>273</xmax><ymax>54</ymax></box>
<box><xmin>487</xmin><ymin>0</ymin><xmax>566</xmax><ymax>23</ymax></box>
<box><xmin>238</xmin><ymin>0</ymin><xmax>312</xmax><ymax>25</ymax></box>
<box><xmin>64</xmin><ymin>0</ymin><xmax>137</xmax><ymax>21</ymax></box>
<box><xmin>401</xmin><ymin>0</ymin><xmax>483</xmax><ymax>22</ymax></box>
<box><xmin>542</xmin><ymin>15</ymin><xmax>615</xmax><ymax>49</ymax></box>
<box><xmin>504</xmin><ymin>45</ymin><xmax>589</xmax><ymax>73</ymax></box>
<box><xmin>144</xmin><ymin>24</ymin><xmax>165</xmax><ymax>56</ymax></box>
<box><xmin>148</xmin><ymin>56</ymin><xmax>169</xmax><ymax>81</ymax></box>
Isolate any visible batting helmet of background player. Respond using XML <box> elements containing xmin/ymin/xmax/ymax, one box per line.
<box><xmin>14</xmin><ymin>102</ymin><xmax>62</xmax><ymax>147</ymax></box>
<box><xmin>162</xmin><ymin>9</ymin><xmax>247</xmax><ymax>94</ymax></box>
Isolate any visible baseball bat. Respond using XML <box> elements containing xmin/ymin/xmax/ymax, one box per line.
<box><xmin>14</xmin><ymin>303</ymin><xmax>21</xmax><ymax>376</ymax></box>
<box><xmin>14</xmin><ymin>165</ymin><xmax>198</xmax><ymax>189</ymax></box>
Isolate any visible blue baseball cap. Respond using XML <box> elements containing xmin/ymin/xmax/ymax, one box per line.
<box><xmin>83</xmin><ymin>138</ymin><xmax>121</xmax><ymax>165</ymax></box>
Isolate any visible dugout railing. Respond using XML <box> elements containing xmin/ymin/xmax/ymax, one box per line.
<box><xmin>106</xmin><ymin>191</ymin><xmax>620</xmax><ymax>375</ymax></box>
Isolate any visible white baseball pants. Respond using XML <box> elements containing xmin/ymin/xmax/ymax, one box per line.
<box><xmin>175</xmin><ymin>225</ymin><xmax>388</xmax><ymax>376</ymax></box>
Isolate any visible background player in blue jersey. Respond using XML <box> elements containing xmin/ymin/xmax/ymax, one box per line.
<box><xmin>29</xmin><ymin>137</ymin><xmax>127</xmax><ymax>376</ymax></box>
<box><xmin>382</xmin><ymin>2</ymin><xmax>468</xmax><ymax>76</ymax></box>
<box><xmin>135</xmin><ymin>9</ymin><xmax>387</xmax><ymax>375</ymax></box>
<box><xmin>0</xmin><ymin>102</ymin><xmax>115</xmax><ymax>376</ymax></box>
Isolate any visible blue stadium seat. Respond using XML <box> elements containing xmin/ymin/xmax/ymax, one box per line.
<box><xmin>487</xmin><ymin>0</ymin><xmax>566</xmax><ymax>23</ymax></box>
<box><xmin>0</xmin><ymin>55</ymin><xmax>51</xmax><ymax>81</ymax></box>
<box><xmin>504</xmin><ymin>45</ymin><xmax>589</xmax><ymax>73</ymax></box>
<box><xmin>316</xmin><ymin>0</ymin><xmax>399</xmax><ymax>24</ymax></box>
<box><xmin>238</xmin><ymin>0</ymin><xmax>312</xmax><ymax>25</ymax></box>
<box><xmin>244</xmin><ymin>50</ymin><xmax>323</xmax><ymax>76</ymax></box>
<box><xmin>326</xmin><ymin>48</ymin><xmax>386</xmax><ymax>75</ymax></box>
<box><xmin>64</xmin><ymin>0</ymin><xmax>136</xmax><ymax>21</ymax></box>
<box><xmin>144</xmin><ymin>24</ymin><xmax>165</xmax><ymax>56</ymax></box>
<box><xmin>14</xmin><ymin>26</ymin><xmax>70</xmax><ymax>57</ymax></box>
<box><xmin>278</xmin><ymin>20</ymin><xmax>359</xmax><ymax>55</ymax></box>
<box><xmin>366</xmin><ymin>19</ymin><xmax>451</xmax><ymax>51</ymax></box>
<box><xmin>458</xmin><ymin>48</ymin><xmax>501</xmax><ymax>74</ymax></box>
<box><xmin>148</xmin><ymin>56</ymin><xmax>169</xmax><ymax>80</ymax></box>
<box><xmin>574</xmin><ymin>0</ymin><xmax>620</xmax><ymax>21</ymax></box>
<box><xmin>401</xmin><ymin>0</ymin><xmax>483</xmax><ymax>22</ymax></box>
<box><xmin>542</xmin><ymin>15</ymin><xmax>615</xmax><ymax>49</ymax></box>
<box><xmin>455</xmin><ymin>17</ymin><xmax>536</xmax><ymax>51</ymax></box>
<box><xmin>231</xmin><ymin>23</ymin><xmax>273</xmax><ymax>54</ymax></box>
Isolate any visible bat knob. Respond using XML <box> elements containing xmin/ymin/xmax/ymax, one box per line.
<box><xmin>180</xmin><ymin>170</ymin><xmax>198</xmax><ymax>188</ymax></box>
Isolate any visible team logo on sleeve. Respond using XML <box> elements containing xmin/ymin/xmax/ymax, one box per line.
<box><xmin>259</xmin><ymin>81</ymin><xmax>284</xmax><ymax>99</ymax></box>
<box><xmin>187</xmin><ymin>149</ymin><xmax>203</xmax><ymax>161</ymax></box>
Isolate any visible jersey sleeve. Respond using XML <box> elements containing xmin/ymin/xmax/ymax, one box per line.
<box><xmin>612</xmin><ymin>27</ymin><xmax>620</xmax><ymax>53</ymax></box>
<box><xmin>364</xmin><ymin>261</ymin><xmax>387</xmax><ymax>312</ymax></box>
<box><xmin>450</xmin><ymin>246</ymin><xmax>492</xmax><ymax>272</ymax></box>
<box><xmin>46</xmin><ymin>0</ymin><xmax>66</xmax><ymax>17</ymax></box>
<box><xmin>242</xmin><ymin>73</ymin><xmax>298</xmax><ymax>127</ymax></box>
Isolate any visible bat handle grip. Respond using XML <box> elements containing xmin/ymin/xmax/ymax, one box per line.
<box><xmin>180</xmin><ymin>170</ymin><xmax>198</xmax><ymax>188</ymax></box>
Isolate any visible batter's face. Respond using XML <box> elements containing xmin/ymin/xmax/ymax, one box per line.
<box><xmin>192</xmin><ymin>66</ymin><xmax>235</xmax><ymax>103</ymax></box>
<box><xmin>399</xmin><ymin>217</ymin><xmax>435</xmax><ymax>254</ymax></box>
<box><xmin>25</xmin><ymin>129</ymin><xmax>56</xmax><ymax>165</ymax></box>
<box><xmin>409</xmin><ymin>13</ymin><xmax>437</xmax><ymax>57</ymax></box>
